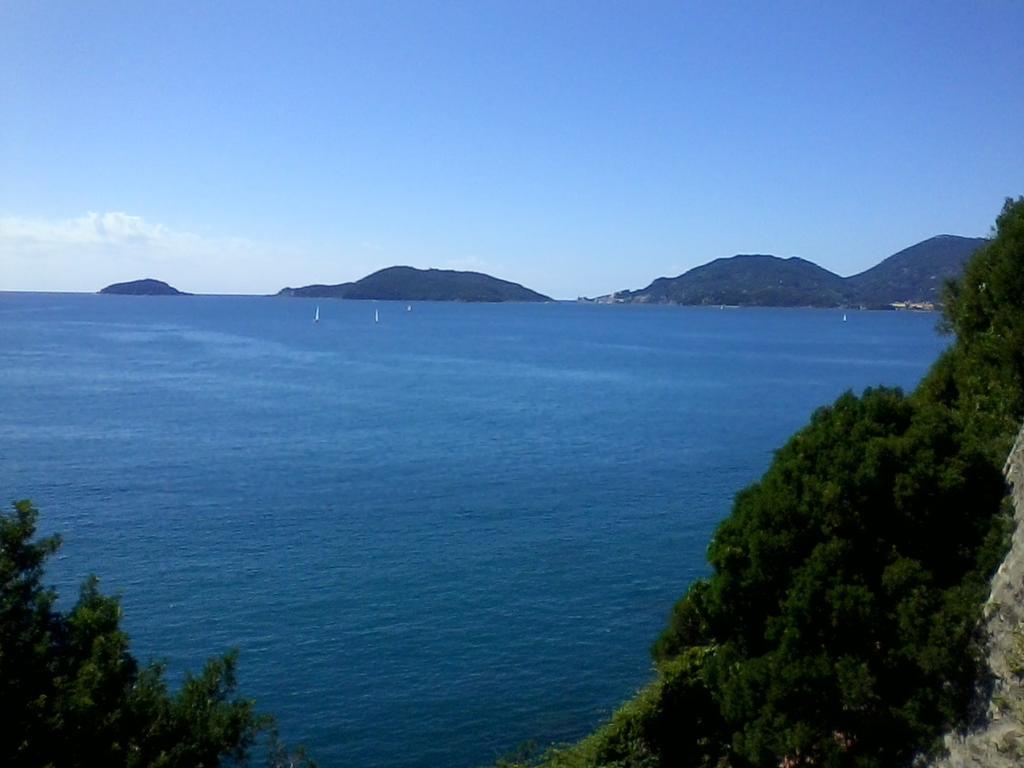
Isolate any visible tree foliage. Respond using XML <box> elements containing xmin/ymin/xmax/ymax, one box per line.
<box><xmin>0</xmin><ymin>499</ymin><xmax>313</xmax><ymax>768</ymax></box>
<box><xmin>692</xmin><ymin>388</ymin><xmax>1004</xmax><ymax>766</ymax></box>
<box><xmin>518</xmin><ymin>198</ymin><xmax>1024</xmax><ymax>768</ymax></box>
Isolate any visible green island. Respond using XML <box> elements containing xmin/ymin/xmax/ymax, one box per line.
<box><xmin>503</xmin><ymin>198</ymin><xmax>1024</xmax><ymax>766</ymax></box>
<box><xmin>277</xmin><ymin>265</ymin><xmax>551</xmax><ymax>302</ymax></box>
<box><xmin>4</xmin><ymin>199</ymin><xmax>1023</xmax><ymax>768</ymax></box>
<box><xmin>99</xmin><ymin>279</ymin><xmax>188</xmax><ymax>296</ymax></box>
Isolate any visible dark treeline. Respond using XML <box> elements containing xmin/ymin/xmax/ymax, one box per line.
<box><xmin>508</xmin><ymin>197</ymin><xmax>1024</xmax><ymax>768</ymax></box>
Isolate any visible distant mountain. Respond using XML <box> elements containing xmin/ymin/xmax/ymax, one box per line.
<box><xmin>597</xmin><ymin>235</ymin><xmax>988</xmax><ymax>308</ymax></box>
<box><xmin>845</xmin><ymin>235</ymin><xmax>989</xmax><ymax>306</ymax></box>
<box><xmin>617</xmin><ymin>255</ymin><xmax>848</xmax><ymax>307</ymax></box>
<box><xmin>99</xmin><ymin>278</ymin><xmax>187</xmax><ymax>296</ymax></box>
<box><xmin>278</xmin><ymin>266</ymin><xmax>551</xmax><ymax>302</ymax></box>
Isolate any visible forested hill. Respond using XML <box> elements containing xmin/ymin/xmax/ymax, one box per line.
<box><xmin>277</xmin><ymin>266</ymin><xmax>550</xmax><ymax>302</ymax></box>
<box><xmin>620</xmin><ymin>254</ymin><xmax>847</xmax><ymax>307</ymax></box>
<box><xmin>846</xmin><ymin>235</ymin><xmax>989</xmax><ymax>305</ymax></box>
<box><xmin>99</xmin><ymin>278</ymin><xmax>188</xmax><ymax>296</ymax></box>
<box><xmin>601</xmin><ymin>234</ymin><xmax>987</xmax><ymax>308</ymax></box>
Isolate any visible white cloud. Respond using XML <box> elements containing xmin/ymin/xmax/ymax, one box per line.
<box><xmin>0</xmin><ymin>211</ymin><xmax>169</xmax><ymax>247</ymax></box>
<box><xmin>0</xmin><ymin>212</ymin><xmax>311</xmax><ymax>293</ymax></box>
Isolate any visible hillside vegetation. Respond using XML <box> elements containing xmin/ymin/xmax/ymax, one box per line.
<box><xmin>626</xmin><ymin>255</ymin><xmax>848</xmax><ymax>307</ymax></box>
<box><xmin>512</xmin><ymin>199</ymin><xmax>1024</xmax><ymax>767</ymax></box>
<box><xmin>845</xmin><ymin>236</ymin><xmax>988</xmax><ymax>306</ymax></box>
<box><xmin>277</xmin><ymin>266</ymin><xmax>551</xmax><ymax>302</ymax></box>
<box><xmin>99</xmin><ymin>279</ymin><xmax>187</xmax><ymax>296</ymax></box>
<box><xmin>608</xmin><ymin>235</ymin><xmax>986</xmax><ymax>308</ymax></box>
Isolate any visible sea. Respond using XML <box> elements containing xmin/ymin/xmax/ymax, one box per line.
<box><xmin>0</xmin><ymin>293</ymin><xmax>948</xmax><ymax>767</ymax></box>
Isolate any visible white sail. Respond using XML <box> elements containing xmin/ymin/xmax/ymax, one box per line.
<box><xmin>314</xmin><ymin>305</ymin><xmax>320</xmax><ymax>323</ymax></box>
<box><xmin>375</xmin><ymin>309</ymin><xmax>379</xmax><ymax>323</ymax></box>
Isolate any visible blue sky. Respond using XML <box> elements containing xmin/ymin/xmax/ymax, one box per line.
<box><xmin>2</xmin><ymin>1</ymin><xmax>1022</xmax><ymax>297</ymax></box>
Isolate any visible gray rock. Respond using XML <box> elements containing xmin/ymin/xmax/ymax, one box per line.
<box><xmin>926</xmin><ymin>427</ymin><xmax>1024</xmax><ymax>768</ymax></box>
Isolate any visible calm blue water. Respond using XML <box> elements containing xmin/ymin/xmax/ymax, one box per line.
<box><xmin>0</xmin><ymin>293</ymin><xmax>947</xmax><ymax>767</ymax></box>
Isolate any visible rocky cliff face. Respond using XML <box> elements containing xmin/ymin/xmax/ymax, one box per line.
<box><xmin>929</xmin><ymin>427</ymin><xmax>1024</xmax><ymax>767</ymax></box>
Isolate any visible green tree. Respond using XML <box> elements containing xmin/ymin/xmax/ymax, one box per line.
<box><xmin>0</xmin><ymin>499</ymin><xmax>313</xmax><ymax>768</ymax></box>
<box><xmin>923</xmin><ymin>196</ymin><xmax>1024</xmax><ymax>458</ymax></box>
<box><xmin>645</xmin><ymin>388</ymin><xmax>1005</xmax><ymax>767</ymax></box>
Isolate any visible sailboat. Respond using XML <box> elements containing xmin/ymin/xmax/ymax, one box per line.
<box><xmin>374</xmin><ymin>309</ymin><xmax>379</xmax><ymax>323</ymax></box>
<box><xmin>314</xmin><ymin>305</ymin><xmax>320</xmax><ymax>323</ymax></box>
<box><xmin>842</xmin><ymin>313</ymin><xmax>847</xmax><ymax>322</ymax></box>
